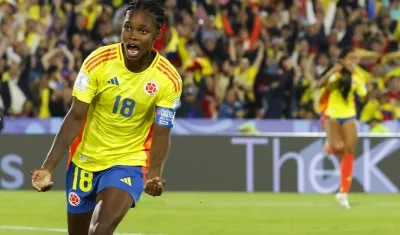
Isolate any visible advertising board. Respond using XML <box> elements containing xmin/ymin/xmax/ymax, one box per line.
<box><xmin>1</xmin><ymin>135</ymin><xmax>399</xmax><ymax>193</ymax></box>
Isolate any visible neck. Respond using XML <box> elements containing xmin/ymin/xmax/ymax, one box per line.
<box><xmin>124</xmin><ymin>50</ymin><xmax>154</xmax><ymax>73</ymax></box>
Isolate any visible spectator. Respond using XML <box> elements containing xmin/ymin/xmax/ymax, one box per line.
<box><xmin>367</xmin><ymin>117</ymin><xmax>391</xmax><ymax>133</ymax></box>
<box><xmin>220</xmin><ymin>87</ymin><xmax>245</xmax><ymax>118</ymax></box>
<box><xmin>175</xmin><ymin>83</ymin><xmax>204</xmax><ymax>118</ymax></box>
<box><xmin>0</xmin><ymin>0</ymin><xmax>398</xmax><ymax>122</ymax></box>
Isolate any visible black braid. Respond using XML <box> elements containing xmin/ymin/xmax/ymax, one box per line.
<box><xmin>338</xmin><ymin>48</ymin><xmax>353</xmax><ymax>101</ymax></box>
<box><xmin>124</xmin><ymin>0</ymin><xmax>166</xmax><ymax>30</ymax></box>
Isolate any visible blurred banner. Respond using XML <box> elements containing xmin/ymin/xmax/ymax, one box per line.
<box><xmin>1</xmin><ymin>135</ymin><xmax>399</xmax><ymax>193</ymax></box>
<box><xmin>2</xmin><ymin>118</ymin><xmax>400</xmax><ymax>134</ymax></box>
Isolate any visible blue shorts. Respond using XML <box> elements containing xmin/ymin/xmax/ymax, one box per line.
<box><xmin>66</xmin><ymin>162</ymin><xmax>146</xmax><ymax>214</ymax></box>
<box><xmin>328</xmin><ymin>116</ymin><xmax>356</xmax><ymax>125</ymax></box>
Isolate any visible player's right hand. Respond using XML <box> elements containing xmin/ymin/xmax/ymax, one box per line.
<box><xmin>31</xmin><ymin>168</ymin><xmax>53</xmax><ymax>192</ymax></box>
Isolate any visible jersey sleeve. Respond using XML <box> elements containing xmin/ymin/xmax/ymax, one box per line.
<box><xmin>72</xmin><ymin>55</ymin><xmax>100</xmax><ymax>104</ymax></box>
<box><xmin>154</xmin><ymin>78</ymin><xmax>182</xmax><ymax>128</ymax></box>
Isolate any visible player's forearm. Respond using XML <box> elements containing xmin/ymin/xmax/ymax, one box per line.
<box><xmin>148</xmin><ymin>127</ymin><xmax>171</xmax><ymax>176</ymax></box>
<box><xmin>318</xmin><ymin>72</ymin><xmax>333</xmax><ymax>88</ymax></box>
<box><xmin>42</xmin><ymin>114</ymin><xmax>85</xmax><ymax>172</ymax></box>
<box><xmin>317</xmin><ymin>65</ymin><xmax>341</xmax><ymax>88</ymax></box>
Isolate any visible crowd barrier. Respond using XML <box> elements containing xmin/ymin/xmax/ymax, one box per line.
<box><xmin>2</xmin><ymin>118</ymin><xmax>400</xmax><ymax>134</ymax></box>
<box><xmin>1</xmin><ymin>134</ymin><xmax>399</xmax><ymax>193</ymax></box>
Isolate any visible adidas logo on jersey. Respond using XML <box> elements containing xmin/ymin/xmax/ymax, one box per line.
<box><xmin>107</xmin><ymin>77</ymin><xmax>119</xmax><ymax>86</ymax></box>
<box><xmin>120</xmin><ymin>177</ymin><xmax>132</xmax><ymax>186</ymax></box>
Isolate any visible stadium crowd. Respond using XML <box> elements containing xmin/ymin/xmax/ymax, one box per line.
<box><xmin>0</xmin><ymin>0</ymin><xmax>399</xmax><ymax>121</ymax></box>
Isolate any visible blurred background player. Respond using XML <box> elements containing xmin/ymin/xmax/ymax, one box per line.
<box><xmin>317</xmin><ymin>48</ymin><xmax>367</xmax><ymax>209</ymax></box>
<box><xmin>31</xmin><ymin>0</ymin><xmax>182</xmax><ymax>235</ymax></box>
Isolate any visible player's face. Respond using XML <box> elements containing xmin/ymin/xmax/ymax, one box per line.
<box><xmin>121</xmin><ymin>10</ymin><xmax>159</xmax><ymax>61</ymax></box>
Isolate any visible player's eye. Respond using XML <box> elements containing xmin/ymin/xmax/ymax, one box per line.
<box><xmin>124</xmin><ymin>26</ymin><xmax>131</xmax><ymax>31</ymax></box>
<box><xmin>139</xmin><ymin>29</ymin><xmax>147</xmax><ymax>34</ymax></box>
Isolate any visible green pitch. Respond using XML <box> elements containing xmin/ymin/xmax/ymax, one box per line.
<box><xmin>0</xmin><ymin>191</ymin><xmax>399</xmax><ymax>235</ymax></box>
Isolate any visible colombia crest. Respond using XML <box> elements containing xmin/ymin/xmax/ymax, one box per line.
<box><xmin>144</xmin><ymin>81</ymin><xmax>158</xmax><ymax>96</ymax></box>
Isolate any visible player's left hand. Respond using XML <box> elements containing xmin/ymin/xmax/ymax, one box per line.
<box><xmin>144</xmin><ymin>177</ymin><xmax>166</xmax><ymax>197</ymax></box>
<box><xmin>31</xmin><ymin>168</ymin><xmax>53</xmax><ymax>192</ymax></box>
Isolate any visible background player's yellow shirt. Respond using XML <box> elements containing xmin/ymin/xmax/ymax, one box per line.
<box><xmin>326</xmin><ymin>73</ymin><xmax>367</xmax><ymax>119</ymax></box>
<box><xmin>70</xmin><ymin>43</ymin><xmax>182</xmax><ymax>172</ymax></box>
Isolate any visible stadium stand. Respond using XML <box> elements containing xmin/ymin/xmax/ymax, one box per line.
<box><xmin>0</xmin><ymin>0</ymin><xmax>399</xmax><ymax>120</ymax></box>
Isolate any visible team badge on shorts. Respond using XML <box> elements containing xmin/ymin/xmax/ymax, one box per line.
<box><xmin>144</xmin><ymin>81</ymin><xmax>158</xmax><ymax>96</ymax></box>
<box><xmin>68</xmin><ymin>192</ymin><xmax>81</xmax><ymax>206</ymax></box>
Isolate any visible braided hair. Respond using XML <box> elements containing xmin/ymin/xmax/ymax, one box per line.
<box><xmin>338</xmin><ymin>48</ymin><xmax>353</xmax><ymax>101</ymax></box>
<box><xmin>124</xmin><ymin>0</ymin><xmax>166</xmax><ymax>30</ymax></box>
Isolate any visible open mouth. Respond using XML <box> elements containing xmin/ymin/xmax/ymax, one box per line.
<box><xmin>126</xmin><ymin>44</ymin><xmax>140</xmax><ymax>57</ymax></box>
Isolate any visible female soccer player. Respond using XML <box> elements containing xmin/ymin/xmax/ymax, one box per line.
<box><xmin>32</xmin><ymin>1</ymin><xmax>182</xmax><ymax>235</ymax></box>
<box><xmin>318</xmin><ymin>48</ymin><xmax>367</xmax><ymax>209</ymax></box>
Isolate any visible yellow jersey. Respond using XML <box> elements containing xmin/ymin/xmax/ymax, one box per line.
<box><xmin>316</xmin><ymin>87</ymin><xmax>329</xmax><ymax>114</ymax></box>
<box><xmin>325</xmin><ymin>72</ymin><xmax>367</xmax><ymax>118</ymax></box>
<box><xmin>360</xmin><ymin>98</ymin><xmax>381</xmax><ymax>122</ymax></box>
<box><xmin>70</xmin><ymin>43</ymin><xmax>182</xmax><ymax>172</ymax></box>
<box><xmin>234</xmin><ymin>66</ymin><xmax>258</xmax><ymax>101</ymax></box>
